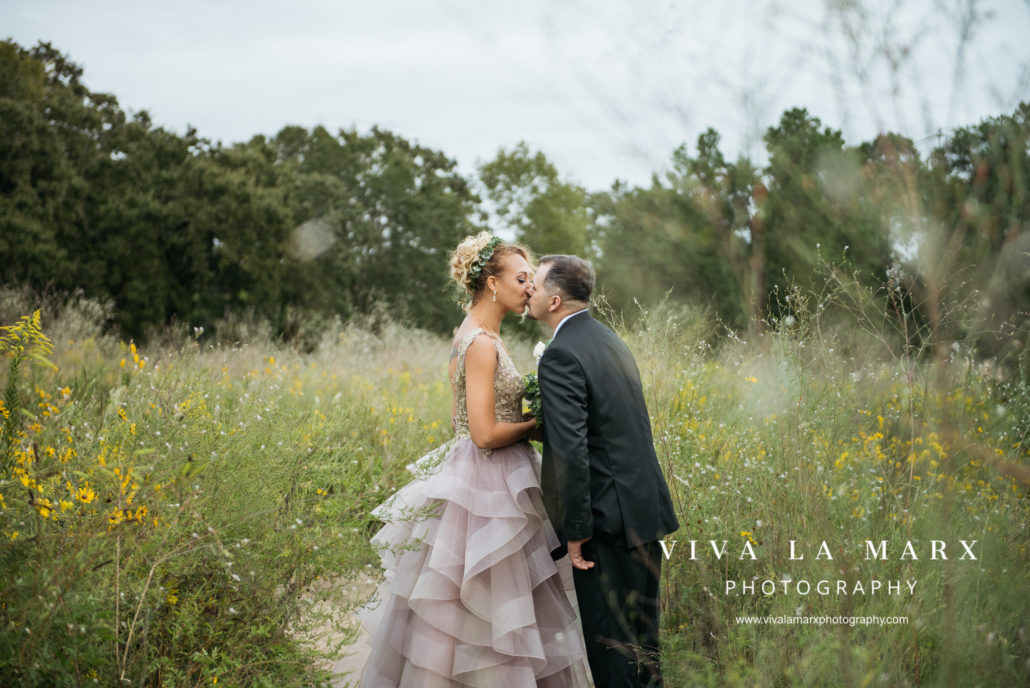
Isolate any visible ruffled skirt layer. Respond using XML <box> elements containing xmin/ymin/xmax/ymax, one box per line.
<box><xmin>358</xmin><ymin>438</ymin><xmax>592</xmax><ymax>688</ymax></box>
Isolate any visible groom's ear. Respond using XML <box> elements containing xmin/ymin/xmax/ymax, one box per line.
<box><xmin>548</xmin><ymin>294</ymin><xmax>562</xmax><ymax>313</ymax></box>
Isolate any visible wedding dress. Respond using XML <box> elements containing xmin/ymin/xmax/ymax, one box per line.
<box><xmin>357</xmin><ymin>329</ymin><xmax>593</xmax><ymax>687</ymax></box>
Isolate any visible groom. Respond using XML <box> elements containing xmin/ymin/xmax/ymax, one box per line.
<box><xmin>526</xmin><ymin>255</ymin><xmax>679</xmax><ymax>688</ymax></box>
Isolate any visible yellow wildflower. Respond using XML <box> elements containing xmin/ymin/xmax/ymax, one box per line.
<box><xmin>36</xmin><ymin>498</ymin><xmax>54</xmax><ymax>518</ymax></box>
<box><xmin>77</xmin><ymin>484</ymin><xmax>96</xmax><ymax>504</ymax></box>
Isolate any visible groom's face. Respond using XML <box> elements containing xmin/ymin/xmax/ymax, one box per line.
<box><xmin>527</xmin><ymin>263</ymin><xmax>553</xmax><ymax>322</ymax></box>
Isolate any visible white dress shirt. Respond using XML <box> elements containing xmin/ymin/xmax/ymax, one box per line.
<box><xmin>552</xmin><ymin>308</ymin><xmax>589</xmax><ymax>341</ymax></box>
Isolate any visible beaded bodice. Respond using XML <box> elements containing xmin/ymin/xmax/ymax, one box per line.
<box><xmin>452</xmin><ymin>329</ymin><xmax>525</xmax><ymax>438</ymax></box>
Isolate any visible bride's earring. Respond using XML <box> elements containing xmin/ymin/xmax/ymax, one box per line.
<box><xmin>492</xmin><ymin>290</ymin><xmax>497</xmax><ymax>303</ymax></box>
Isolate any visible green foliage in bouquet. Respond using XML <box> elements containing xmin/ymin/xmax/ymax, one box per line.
<box><xmin>522</xmin><ymin>372</ymin><xmax>542</xmax><ymax>428</ymax></box>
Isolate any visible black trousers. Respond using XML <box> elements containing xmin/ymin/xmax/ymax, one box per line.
<box><xmin>573</xmin><ymin>538</ymin><xmax>664</xmax><ymax>687</ymax></box>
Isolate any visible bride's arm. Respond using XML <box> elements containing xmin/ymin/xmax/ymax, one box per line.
<box><xmin>464</xmin><ymin>336</ymin><xmax>536</xmax><ymax>450</ymax></box>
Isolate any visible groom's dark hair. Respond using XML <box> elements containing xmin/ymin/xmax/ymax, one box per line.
<box><xmin>539</xmin><ymin>255</ymin><xmax>594</xmax><ymax>304</ymax></box>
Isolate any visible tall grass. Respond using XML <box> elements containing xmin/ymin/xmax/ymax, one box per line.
<box><xmin>1</xmin><ymin>283</ymin><xmax>1027</xmax><ymax>686</ymax></box>
<box><xmin>625</xmin><ymin>288</ymin><xmax>1030</xmax><ymax>687</ymax></box>
<box><xmin>0</xmin><ymin>289</ymin><xmax>450</xmax><ymax>686</ymax></box>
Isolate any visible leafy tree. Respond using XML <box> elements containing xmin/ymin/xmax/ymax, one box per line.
<box><xmin>592</xmin><ymin>167</ymin><xmax>743</xmax><ymax>325</ymax></box>
<box><xmin>0</xmin><ymin>41</ymin><xmax>479</xmax><ymax>338</ymax></box>
<box><xmin>2</xmin><ymin>37</ymin><xmax>1023</xmax><ymax>359</ymax></box>
<box><xmin>0</xmin><ymin>41</ymin><xmax>97</xmax><ymax>291</ymax></box>
<box><xmin>271</xmin><ymin>125</ymin><xmax>482</xmax><ymax>333</ymax></box>
<box><xmin>478</xmin><ymin>142</ymin><xmax>590</xmax><ymax>259</ymax></box>
<box><xmin>761</xmin><ymin>108</ymin><xmax>893</xmax><ymax>309</ymax></box>
<box><xmin>672</xmin><ymin>129</ymin><xmax>764</xmax><ymax>327</ymax></box>
<box><xmin>924</xmin><ymin>103</ymin><xmax>1030</xmax><ymax>359</ymax></box>
<box><xmin>0</xmin><ymin>41</ymin><xmax>295</xmax><ymax>337</ymax></box>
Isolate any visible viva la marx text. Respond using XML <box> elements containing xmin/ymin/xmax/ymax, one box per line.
<box><xmin>657</xmin><ymin>539</ymin><xmax>979</xmax><ymax>561</ymax></box>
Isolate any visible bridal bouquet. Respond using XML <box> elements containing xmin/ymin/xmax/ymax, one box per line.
<box><xmin>522</xmin><ymin>341</ymin><xmax>547</xmax><ymax>428</ymax></box>
<box><xmin>522</xmin><ymin>371</ymin><xmax>542</xmax><ymax>427</ymax></box>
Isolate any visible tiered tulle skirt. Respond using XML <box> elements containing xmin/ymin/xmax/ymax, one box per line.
<box><xmin>357</xmin><ymin>438</ymin><xmax>593</xmax><ymax>687</ymax></box>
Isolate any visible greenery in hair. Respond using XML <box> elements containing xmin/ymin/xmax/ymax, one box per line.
<box><xmin>466</xmin><ymin>236</ymin><xmax>504</xmax><ymax>288</ymax></box>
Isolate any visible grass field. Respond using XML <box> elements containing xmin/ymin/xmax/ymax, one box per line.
<box><xmin>1</xmin><ymin>287</ymin><xmax>1027</xmax><ymax>687</ymax></box>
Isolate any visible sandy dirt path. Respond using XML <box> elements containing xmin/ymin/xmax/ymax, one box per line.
<box><xmin>302</xmin><ymin>572</ymin><xmax>380</xmax><ymax>687</ymax></box>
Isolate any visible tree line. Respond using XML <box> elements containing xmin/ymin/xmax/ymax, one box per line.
<box><xmin>2</xmin><ymin>40</ymin><xmax>1027</xmax><ymax>360</ymax></box>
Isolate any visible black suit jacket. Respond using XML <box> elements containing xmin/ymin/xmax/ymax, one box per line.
<box><xmin>538</xmin><ymin>312</ymin><xmax>679</xmax><ymax>550</ymax></box>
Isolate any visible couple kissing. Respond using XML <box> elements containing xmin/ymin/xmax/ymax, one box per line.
<box><xmin>358</xmin><ymin>232</ymin><xmax>679</xmax><ymax>688</ymax></box>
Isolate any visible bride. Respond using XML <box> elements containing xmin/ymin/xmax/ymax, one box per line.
<box><xmin>357</xmin><ymin>232</ymin><xmax>593</xmax><ymax>687</ymax></box>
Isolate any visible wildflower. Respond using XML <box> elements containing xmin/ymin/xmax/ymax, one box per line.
<box><xmin>36</xmin><ymin>498</ymin><xmax>54</xmax><ymax>518</ymax></box>
<box><xmin>0</xmin><ymin>311</ymin><xmax>54</xmax><ymax>362</ymax></box>
<box><xmin>77</xmin><ymin>484</ymin><xmax>97</xmax><ymax>504</ymax></box>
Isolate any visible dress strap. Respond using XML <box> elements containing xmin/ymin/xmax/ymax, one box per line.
<box><xmin>455</xmin><ymin>328</ymin><xmax>498</xmax><ymax>372</ymax></box>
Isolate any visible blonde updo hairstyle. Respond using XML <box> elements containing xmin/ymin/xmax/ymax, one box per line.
<box><xmin>450</xmin><ymin>231</ymin><xmax>531</xmax><ymax>310</ymax></box>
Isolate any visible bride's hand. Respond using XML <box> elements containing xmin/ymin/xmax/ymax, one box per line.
<box><xmin>521</xmin><ymin>414</ymin><xmax>542</xmax><ymax>441</ymax></box>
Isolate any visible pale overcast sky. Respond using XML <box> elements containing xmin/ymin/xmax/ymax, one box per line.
<box><xmin>4</xmin><ymin>0</ymin><xmax>1029</xmax><ymax>190</ymax></box>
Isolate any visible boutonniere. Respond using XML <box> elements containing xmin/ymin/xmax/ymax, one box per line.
<box><xmin>533</xmin><ymin>340</ymin><xmax>548</xmax><ymax>365</ymax></box>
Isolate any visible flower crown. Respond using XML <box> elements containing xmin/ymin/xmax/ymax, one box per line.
<box><xmin>467</xmin><ymin>235</ymin><xmax>504</xmax><ymax>289</ymax></box>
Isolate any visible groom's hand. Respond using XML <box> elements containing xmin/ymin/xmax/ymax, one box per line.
<box><xmin>567</xmin><ymin>538</ymin><xmax>594</xmax><ymax>570</ymax></box>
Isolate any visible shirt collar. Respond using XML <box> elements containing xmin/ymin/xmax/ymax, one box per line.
<box><xmin>552</xmin><ymin>308</ymin><xmax>589</xmax><ymax>340</ymax></box>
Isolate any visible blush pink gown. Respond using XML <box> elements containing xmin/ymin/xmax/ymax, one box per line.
<box><xmin>357</xmin><ymin>329</ymin><xmax>593</xmax><ymax>687</ymax></box>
